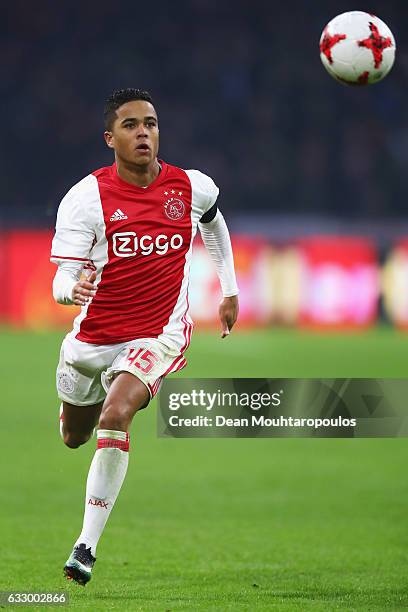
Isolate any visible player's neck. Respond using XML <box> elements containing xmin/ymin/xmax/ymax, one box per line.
<box><xmin>115</xmin><ymin>159</ymin><xmax>161</xmax><ymax>188</ymax></box>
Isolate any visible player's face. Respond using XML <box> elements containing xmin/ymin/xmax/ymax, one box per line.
<box><xmin>104</xmin><ymin>100</ymin><xmax>159</xmax><ymax>166</ymax></box>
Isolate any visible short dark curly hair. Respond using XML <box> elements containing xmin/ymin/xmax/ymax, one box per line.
<box><xmin>104</xmin><ymin>88</ymin><xmax>154</xmax><ymax>130</ymax></box>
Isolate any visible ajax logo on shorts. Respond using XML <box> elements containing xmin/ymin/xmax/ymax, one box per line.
<box><xmin>113</xmin><ymin>232</ymin><xmax>184</xmax><ymax>257</ymax></box>
<box><xmin>57</xmin><ymin>371</ymin><xmax>75</xmax><ymax>395</ymax></box>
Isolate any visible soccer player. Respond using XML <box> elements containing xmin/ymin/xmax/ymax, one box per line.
<box><xmin>51</xmin><ymin>88</ymin><xmax>239</xmax><ymax>585</ymax></box>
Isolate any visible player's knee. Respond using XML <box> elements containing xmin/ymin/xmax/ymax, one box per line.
<box><xmin>63</xmin><ymin>431</ymin><xmax>91</xmax><ymax>449</ymax></box>
<box><xmin>98</xmin><ymin>401</ymin><xmax>130</xmax><ymax>431</ymax></box>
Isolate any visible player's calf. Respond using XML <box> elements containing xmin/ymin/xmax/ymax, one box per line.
<box><xmin>63</xmin><ymin>430</ymin><xmax>93</xmax><ymax>449</ymax></box>
<box><xmin>61</xmin><ymin>401</ymin><xmax>103</xmax><ymax>449</ymax></box>
<box><xmin>59</xmin><ymin>404</ymin><xmax>91</xmax><ymax>448</ymax></box>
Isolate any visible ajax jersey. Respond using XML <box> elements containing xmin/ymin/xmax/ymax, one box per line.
<box><xmin>51</xmin><ymin>161</ymin><xmax>219</xmax><ymax>350</ymax></box>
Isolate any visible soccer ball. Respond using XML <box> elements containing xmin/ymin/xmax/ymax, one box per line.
<box><xmin>319</xmin><ymin>11</ymin><xmax>396</xmax><ymax>86</ymax></box>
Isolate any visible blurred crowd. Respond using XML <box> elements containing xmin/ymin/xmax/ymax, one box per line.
<box><xmin>2</xmin><ymin>0</ymin><xmax>408</xmax><ymax>226</ymax></box>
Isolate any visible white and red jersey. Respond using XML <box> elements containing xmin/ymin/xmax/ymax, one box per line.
<box><xmin>51</xmin><ymin>161</ymin><xmax>219</xmax><ymax>350</ymax></box>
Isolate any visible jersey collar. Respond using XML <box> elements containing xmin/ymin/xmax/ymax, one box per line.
<box><xmin>111</xmin><ymin>160</ymin><xmax>168</xmax><ymax>192</ymax></box>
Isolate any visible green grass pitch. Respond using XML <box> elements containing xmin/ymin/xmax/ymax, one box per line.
<box><xmin>1</xmin><ymin>327</ymin><xmax>408</xmax><ymax>610</ymax></box>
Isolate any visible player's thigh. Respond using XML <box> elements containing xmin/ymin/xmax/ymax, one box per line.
<box><xmin>62</xmin><ymin>401</ymin><xmax>103</xmax><ymax>434</ymax></box>
<box><xmin>99</xmin><ymin>338</ymin><xmax>186</xmax><ymax>429</ymax></box>
<box><xmin>100</xmin><ymin>373</ymin><xmax>149</xmax><ymax>430</ymax></box>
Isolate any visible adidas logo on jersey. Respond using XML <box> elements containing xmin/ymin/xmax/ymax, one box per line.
<box><xmin>110</xmin><ymin>209</ymin><xmax>128</xmax><ymax>221</ymax></box>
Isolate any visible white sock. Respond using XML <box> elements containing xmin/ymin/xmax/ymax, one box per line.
<box><xmin>74</xmin><ymin>429</ymin><xmax>129</xmax><ymax>557</ymax></box>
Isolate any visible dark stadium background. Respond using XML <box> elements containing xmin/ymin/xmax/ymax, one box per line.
<box><xmin>1</xmin><ymin>2</ymin><xmax>408</xmax><ymax>610</ymax></box>
<box><xmin>2</xmin><ymin>0</ymin><xmax>407</xmax><ymax>229</ymax></box>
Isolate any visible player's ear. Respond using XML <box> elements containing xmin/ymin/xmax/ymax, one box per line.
<box><xmin>104</xmin><ymin>131</ymin><xmax>114</xmax><ymax>149</ymax></box>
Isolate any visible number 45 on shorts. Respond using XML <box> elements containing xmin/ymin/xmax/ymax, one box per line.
<box><xmin>126</xmin><ymin>347</ymin><xmax>159</xmax><ymax>374</ymax></box>
<box><xmin>101</xmin><ymin>340</ymin><xmax>184</xmax><ymax>399</ymax></box>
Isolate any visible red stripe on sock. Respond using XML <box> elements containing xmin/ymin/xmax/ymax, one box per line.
<box><xmin>97</xmin><ymin>438</ymin><xmax>129</xmax><ymax>452</ymax></box>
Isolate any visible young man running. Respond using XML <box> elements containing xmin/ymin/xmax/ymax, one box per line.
<box><xmin>51</xmin><ymin>88</ymin><xmax>239</xmax><ymax>585</ymax></box>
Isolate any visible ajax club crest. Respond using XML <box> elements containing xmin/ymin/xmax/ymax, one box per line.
<box><xmin>164</xmin><ymin>189</ymin><xmax>185</xmax><ymax>221</ymax></box>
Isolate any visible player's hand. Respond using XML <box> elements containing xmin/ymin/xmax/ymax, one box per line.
<box><xmin>72</xmin><ymin>271</ymin><xmax>97</xmax><ymax>306</ymax></box>
<box><xmin>219</xmin><ymin>295</ymin><xmax>239</xmax><ymax>338</ymax></box>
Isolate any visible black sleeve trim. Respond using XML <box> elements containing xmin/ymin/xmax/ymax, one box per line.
<box><xmin>199</xmin><ymin>204</ymin><xmax>218</xmax><ymax>224</ymax></box>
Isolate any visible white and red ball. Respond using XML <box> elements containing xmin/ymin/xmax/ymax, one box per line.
<box><xmin>319</xmin><ymin>11</ymin><xmax>396</xmax><ymax>86</ymax></box>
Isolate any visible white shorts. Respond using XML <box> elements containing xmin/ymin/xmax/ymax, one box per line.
<box><xmin>56</xmin><ymin>332</ymin><xmax>186</xmax><ymax>406</ymax></box>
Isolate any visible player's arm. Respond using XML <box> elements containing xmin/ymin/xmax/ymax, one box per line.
<box><xmin>50</xmin><ymin>187</ymin><xmax>97</xmax><ymax>306</ymax></box>
<box><xmin>199</xmin><ymin>204</ymin><xmax>239</xmax><ymax>338</ymax></box>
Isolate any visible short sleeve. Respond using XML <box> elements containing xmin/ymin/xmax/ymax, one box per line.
<box><xmin>50</xmin><ymin>187</ymin><xmax>95</xmax><ymax>265</ymax></box>
<box><xmin>185</xmin><ymin>169</ymin><xmax>219</xmax><ymax>217</ymax></box>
